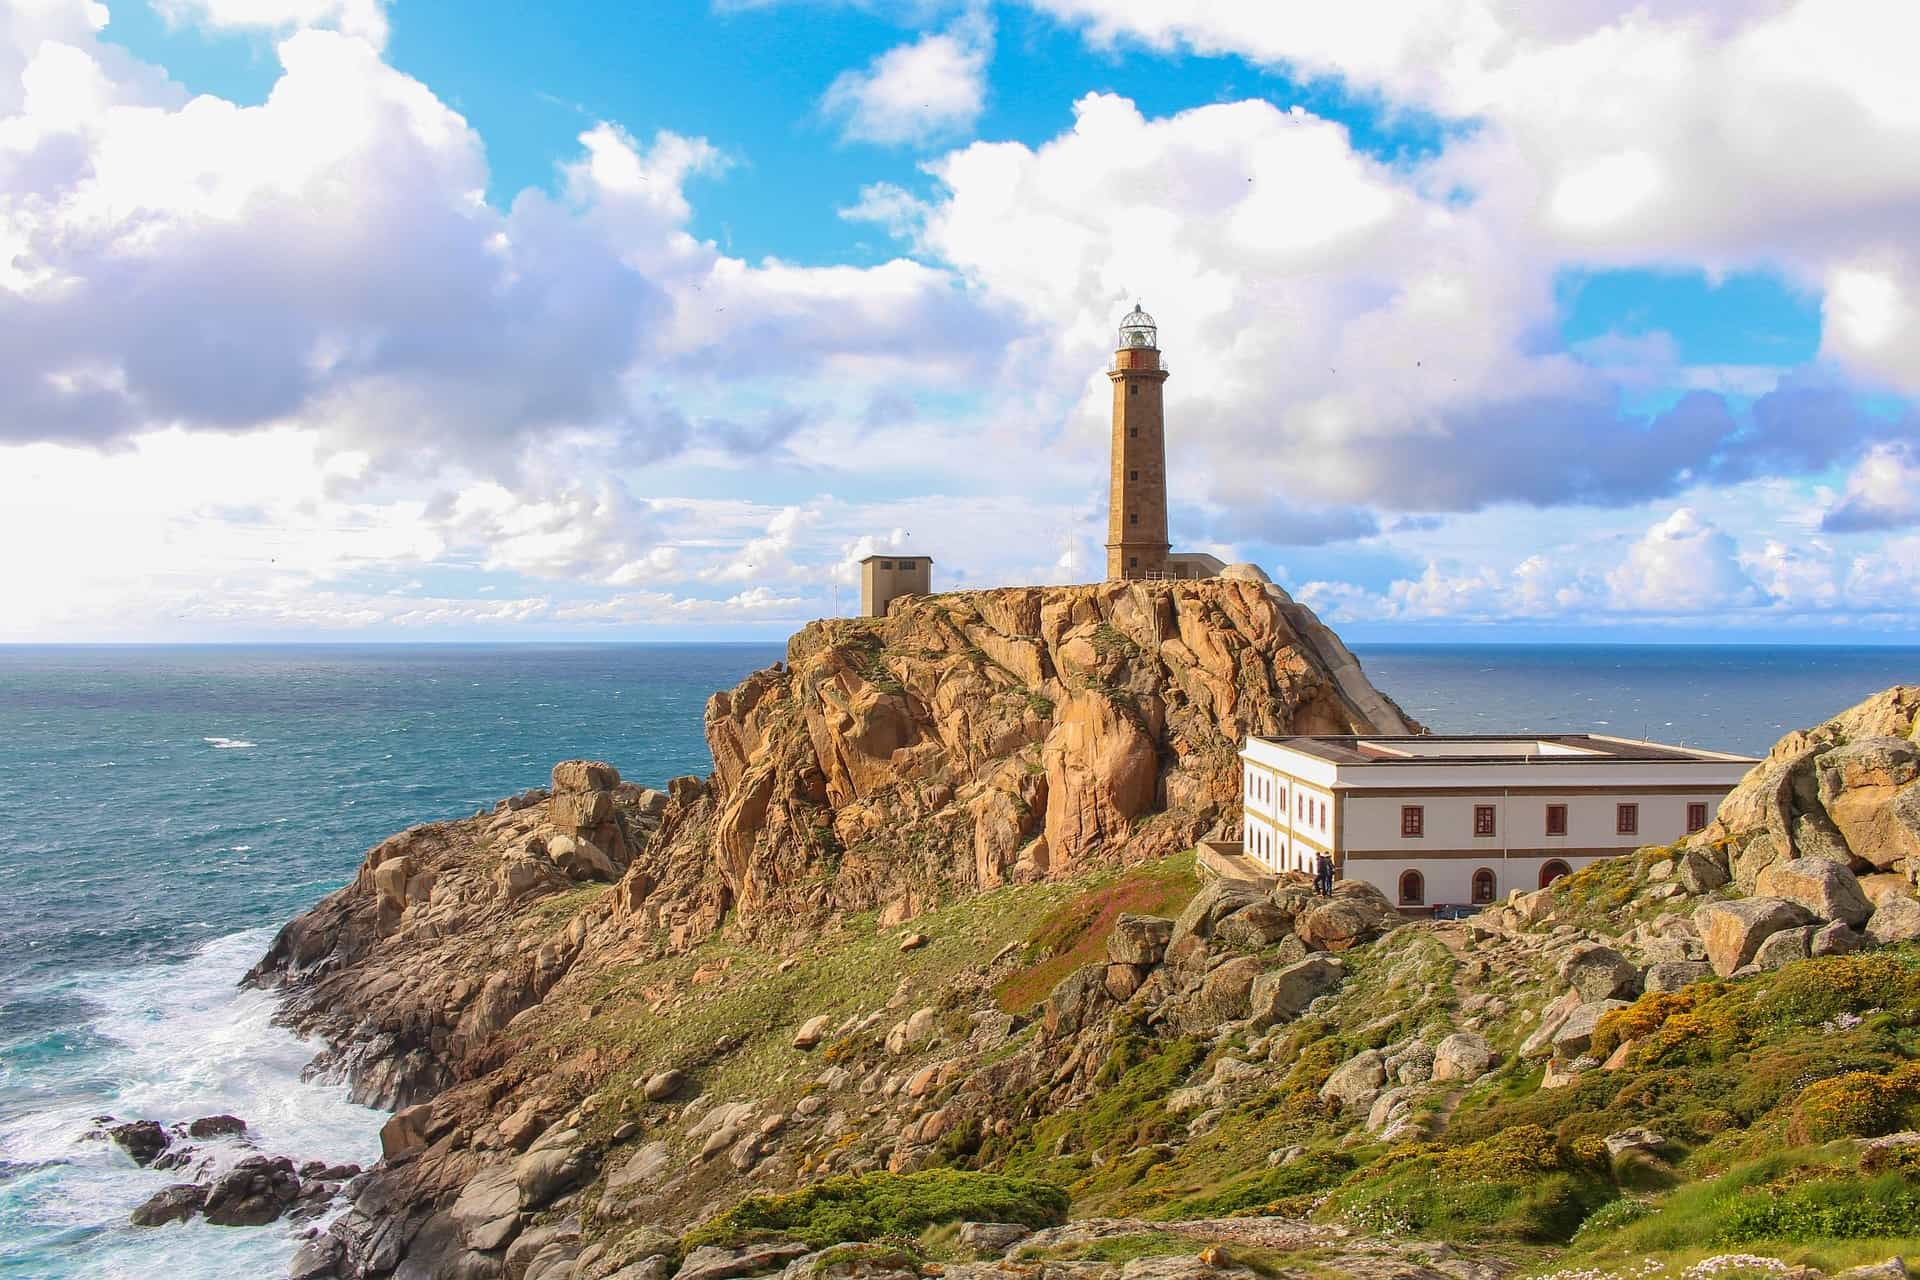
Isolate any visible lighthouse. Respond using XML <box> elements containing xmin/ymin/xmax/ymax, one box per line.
<box><xmin>1106</xmin><ymin>304</ymin><xmax>1171</xmax><ymax>580</ymax></box>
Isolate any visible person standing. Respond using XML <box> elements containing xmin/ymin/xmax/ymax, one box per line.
<box><xmin>1314</xmin><ymin>850</ymin><xmax>1334</xmax><ymax>897</ymax></box>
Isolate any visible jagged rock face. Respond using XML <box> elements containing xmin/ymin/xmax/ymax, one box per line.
<box><xmin>1701</xmin><ymin>685</ymin><xmax>1920</xmax><ymax>888</ymax></box>
<box><xmin>619</xmin><ymin>580</ymin><xmax>1414</xmax><ymax>941</ymax></box>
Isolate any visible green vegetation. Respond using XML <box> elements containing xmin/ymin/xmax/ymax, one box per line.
<box><xmin>684</xmin><ymin>1170</ymin><xmax>1069</xmax><ymax>1249</ymax></box>
<box><xmin>1320</xmin><ymin>1125</ymin><xmax>1614</xmax><ymax>1243</ymax></box>
<box><xmin>993</xmin><ymin>852</ymin><xmax>1199</xmax><ymax>1014</ymax></box>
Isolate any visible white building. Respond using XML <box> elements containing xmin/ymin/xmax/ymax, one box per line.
<box><xmin>1239</xmin><ymin>734</ymin><xmax>1757</xmax><ymax>912</ymax></box>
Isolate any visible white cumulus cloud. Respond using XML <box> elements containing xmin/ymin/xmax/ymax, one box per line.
<box><xmin>821</xmin><ymin>13</ymin><xmax>992</xmax><ymax>146</ymax></box>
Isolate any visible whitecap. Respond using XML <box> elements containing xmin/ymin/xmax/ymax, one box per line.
<box><xmin>201</xmin><ymin>737</ymin><xmax>256</xmax><ymax>750</ymax></box>
<box><xmin>0</xmin><ymin>930</ymin><xmax>384</xmax><ymax>1279</ymax></box>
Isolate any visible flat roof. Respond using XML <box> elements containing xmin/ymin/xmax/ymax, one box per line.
<box><xmin>859</xmin><ymin>554</ymin><xmax>933</xmax><ymax>564</ymax></box>
<box><xmin>1250</xmin><ymin>734</ymin><xmax>1757</xmax><ymax>765</ymax></box>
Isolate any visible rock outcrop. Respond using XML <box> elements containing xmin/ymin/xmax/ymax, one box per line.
<box><xmin>618</xmin><ymin>578</ymin><xmax>1414</xmax><ymax>942</ymax></box>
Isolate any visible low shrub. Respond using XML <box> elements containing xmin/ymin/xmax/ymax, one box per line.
<box><xmin>1786</xmin><ymin>1064</ymin><xmax>1920</xmax><ymax>1144</ymax></box>
<box><xmin>1320</xmin><ymin>1125</ymin><xmax>1615</xmax><ymax>1243</ymax></box>
<box><xmin>685</xmin><ymin>1170</ymin><xmax>1070</xmax><ymax>1249</ymax></box>
<box><xmin>1718</xmin><ymin>1171</ymin><xmax>1920</xmax><ymax>1243</ymax></box>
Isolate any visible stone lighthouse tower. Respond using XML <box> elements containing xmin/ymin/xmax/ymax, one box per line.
<box><xmin>1106</xmin><ymin>303</ymin><xmax>1170</xmax><ymax>580</ymax></box>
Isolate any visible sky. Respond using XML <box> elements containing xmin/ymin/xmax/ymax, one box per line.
<box><xmin>2</xmin><ymin>0</ymin><xmax>1918</xmax><ymax>643</ymax></box>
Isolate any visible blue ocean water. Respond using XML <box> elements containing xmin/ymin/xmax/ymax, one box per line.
<box><xmin>0</xmin><ymin>641</ymin><xmax>1915</xmax><ymax>1278</ymax></box>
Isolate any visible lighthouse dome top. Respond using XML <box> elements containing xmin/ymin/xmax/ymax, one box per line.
<box><xmin>1118</xmin><ymin>303</ymin><xmax>1157</xmax><ymax>349</ymax></box>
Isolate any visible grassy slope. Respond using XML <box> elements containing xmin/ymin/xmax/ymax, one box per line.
<box><xmin>506</xmin><ymin>843</ymin><xmax>1920</xmax><ymax>1279</ymax></box>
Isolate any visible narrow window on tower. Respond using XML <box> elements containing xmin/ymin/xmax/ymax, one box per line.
<box><xmin>1129</xmin><ymin>427</ymin><xmax>1138</xmax><ymax>437</ymax></box>
<box><xmin>1129</xmin><ymin>470</ymin><xmax>1138</xmax><ymax>481</ymax></box>
<box><xmin>1129</xmin><ymin>512</ymin><xmax>1138</xmax><ymax>525</ymax></box>
<box><xmin>1130</xmin><ymin>383</ymin><xmax>1139</xmax><ymax>396</ymax></box>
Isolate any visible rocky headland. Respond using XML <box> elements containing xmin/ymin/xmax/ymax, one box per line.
<box><xmin>125</xmin><ymin>578</ymin><xmax>1920</xmax><ymax>1280</ymax></box>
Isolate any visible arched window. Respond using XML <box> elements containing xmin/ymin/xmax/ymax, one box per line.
<box><xmin>1539</xmin><ymin>859</ymin><xmax>1571</xmax><ymax>888</ymax></box>
<box><xmin>1398</xmin><ymin>869</ymin><xmax>1425</xmax><ymax>905</ymax></box>
<box><xmin>1471</xmin><ymin>868</ymin><xmax>1496</xmax><ymax>904</ymax></box>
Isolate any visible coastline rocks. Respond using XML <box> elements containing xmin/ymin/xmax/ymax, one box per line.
<box><xmin>514</xmin><ymin>1127</ymin><xmax>593</xmax><ymax>1209</ymax></box>
<box><xmin>130</xmin><ymin>1183</ymin><xmax>207</xmax><ymax>1227</ymax></box>
<box><xmin>451</xmin><ymin>1164</ymin><xmax>523</xmax><ymax>1251</ymax></box>
<box><xmin>186</xmin><ymin>1114</ymin><xmax>247</xmax><ymax>1139</ymax></box>
<box><xmin>108</xmin><ymin>1119</ymin><xmax>170</xmax><ymax>1166</ymax></box>
<box><xmin>202</xmin><ymin>1155</ymin><xmax>303</xmax><ymax>1227</ymax></box>
<box><xmin>1694</xmin><ymin>897</ymin><xmax>1816</xmax><ymax>976</ymax></box>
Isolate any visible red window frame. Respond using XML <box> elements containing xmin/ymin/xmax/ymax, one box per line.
<box><xmin>1617</xmin><ymin>803</ymin><xmax>1639</xmax><ymax>835</ymax></box>
<box><xmin>1473</xmin><ymin>804</ymin><xmax>1497</xmax><ymax>837</ymax></box>
<box><xmin>1545</xmin><ymin>804</ymin><xmax>1568</xmax><ymax>837</ymax></box>
<box><xmin>1400</xmin><ymin>805</ymin><xmax>1424</xmax><ymax>838</ymax></box>
<box><xmin>1687</xmin><ymin>802</ymin><xmax>1708</xmax><ymax>833</ymax></box>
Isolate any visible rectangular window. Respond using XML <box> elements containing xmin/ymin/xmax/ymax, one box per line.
<box><xmin>1546</xmin><ymin>804</ymin><xmax>1568</xmax><ymax>836</ymax></box>
<box><xmin>1401</xmin><ymin>805</ymin><xmax>1424</xmax><ymax>838</ymax></box>
<box><xmin>1129</xmin><ymin>427</ymin><xmax>1138</xmax><ymax>437</ymax></box>
<box><xmin>1688</xmin><ymin>802</ymin><xmax>1709</xmax><ymax>833</ymax></box>
<box><xmin>1617</xmin><ymin>803</ymin><xmax>1639</xmax><ymax>835</ymax></box>
<box><xmin>879</xmin><ymin>560</ymin><xmax>894</xmax><ymax>569</ymax></box>
<box><xmin>1129</xmin><ymin>470</ymin><xmax>1138</xmax><ymax>481</ymax></box>
<box><xmin>1130</xmin><ymin>383</ymin><xmax>1138</xmax><ymax>396</ymax></box>
<box><xmin>1474</xmin><ymin>804</ymin><xmax>1496</xmax><ymax>837</ymax></box>
<box><xmin>1129</xmin><ymin>512</ymin><xmax>1138</xmax><ymax>525</ymax></box>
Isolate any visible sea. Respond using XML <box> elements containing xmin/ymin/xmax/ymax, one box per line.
<box><xmin>1</xmin><ymin>641</ymin><xmax>1916</xmax><ymax>1278</ymax></box>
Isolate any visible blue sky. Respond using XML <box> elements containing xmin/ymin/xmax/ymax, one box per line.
<box><xmin>2</xmin><ymin>0</ymin><xmax>1918</xmax><ymax>643</ymax></box>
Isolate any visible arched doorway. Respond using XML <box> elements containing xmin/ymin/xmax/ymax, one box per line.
<box><xmin>1539</xmin><ymin>859</ymin><xmax>1571</xmax><ymax>888</ymax></box>
<box><xmin>1398</xmin><ymin>869</ymin><xmax>1425</xmax><ymax>906</ymax></box>
<box><xmin>1471</xmin><ymin>868</ymin><xmax>1496</xmax><ymax>905</ymax></box>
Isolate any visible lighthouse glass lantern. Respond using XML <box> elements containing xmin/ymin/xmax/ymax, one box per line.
<box><xmin>1118</xmin><ymin>304</ymin><xmax>1157</xmax><ymax>350</ymax></box>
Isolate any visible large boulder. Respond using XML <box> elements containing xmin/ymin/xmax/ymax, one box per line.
<box><xmin>1042</xmin><ymin>964</ymin><xmax>1113</xmax><ymax>1039</ymax></box>
<box><xmin>1675</xmin><ymin>848</ymin><xmax>1730</xmax><ymax>894</ymax></box>
<box><xmin>1643</xmin><ymin>960</ymin><xmax>1712</xmax><ymax>993</ymax></box>
<box><xmin>1320</xmin><ymin>1049</ymin><xmax>1387</xmax><ymax>1110</ymax></box>
<box><xmin>1754</xmin><ymin>858</ymin><xmax>1872</xmax><ymax>926</ymax></box>
<box><xmin>1750</xmin><ymin>924</ymin><xmax>1817</xmax><ymax>972</ymax></box>
<box><xmin>1694</xmin><ymin>897</ymin><xmax>1816</xmax><ymax>976</ymax></box>
<box><xmin>1553</xmin><ymin>1000</ymin><xmax>1631</xmax><ymax>1057</ymax></box>
<box><xmin>202</xmin><ymin>1155</ymin><xmax>302</xmax><ymax>1227</ymax></box>
<box><xmin>1431</xmin><ymin>1032</ymin><xmax>1493</xmax><ymax>1082</ymax></box>
<box><xmin>130</xmin><ymin>1183</ymin><xmax>207</xmax><ymax>1227</ymax></box>
<box><xmin>1214</xmin><ymin>901</ymin><xmax>1295</xmax><ymax>949</ymax></box>
<box><xmin>1296</xmin><ymin>884</ymin><xmax>1400</xmax><ymax>952</ymax></box>
<box><xmin>1189</xmin><ymin>955</ymin><xmax>1267</xmax><ymax>1025</ymax></box>
<box><xmin>1819</xmin><ymin>738</ymin><xmax>1920</xmax><ymax>870</ymax></box>
<box><xmin>1560</xmin><ymin>944</ymin><xmax>1640</xmax><ymax>1002</ymax></box>
<box><xmin>451</xmin><ymin>1164</ymin><xmax>523</xmax><ymax>1251</ymax></box>
<box><xmin>1169</xmin><ymin>882</ymin><xmax>1265</xmax><ymax>952</ymax></box>
<box><xmin>515</xmin><ymin>1127</ymin><xmax>593</xmax><ymax>1209</ymax></box>
<box><xmin>107</xmin><ymin>1119</ymin><xmax>169</xmax><ymax>1166</ymax></box>
<box><xmin>1866</xmin><ymin>895</ymin><xmax>1920</xmax><ymax>945</ymax></box>
<box><xmin>1248</xmin><ymin>955</ymin><xmax>1345</xmax><ymax>1027</ymax></box>
<box><xmin>1107</xmin><ymin>914</ymin><xmax>1174</xmax><ymax>966</ymax></box>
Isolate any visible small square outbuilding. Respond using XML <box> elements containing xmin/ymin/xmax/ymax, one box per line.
<box><xmin>859</xmin><ymin>555</ymin><xmax>933</xmax><ymax>617</ymax></box>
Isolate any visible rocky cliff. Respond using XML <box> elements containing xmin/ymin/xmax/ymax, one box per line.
<box><xmin>210</xmin><ymin>614</ymin><xmax>1920</xmax><ymax>1280</ymax></box>
<box><xmin>620</xmin><ymin>572</ymin><xmax>1414</xmax><ymax>947</ymax></box>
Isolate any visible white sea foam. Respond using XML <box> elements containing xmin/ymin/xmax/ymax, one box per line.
<box><xmin>0</xmin><ymin>930</ymin><xmax>384</xmax><ymax>1279</ymax></box>
<box><xmin>201</xmin><ymin>737</ymin><xmax>256</xmax><ymax>750</ymax></box>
